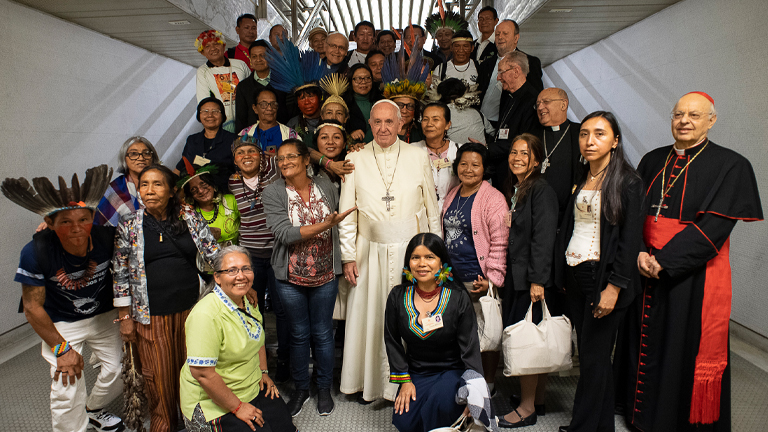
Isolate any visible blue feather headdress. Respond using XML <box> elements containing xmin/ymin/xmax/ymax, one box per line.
<box><xmin>381</xmin><ymin>37</ymin><xmax>430</xmax><ymax>101</ymax></box>
<box><xmin>266</xmin><ymin>37</ymin><xmax>328</xmax><ymax>94</ymax></box>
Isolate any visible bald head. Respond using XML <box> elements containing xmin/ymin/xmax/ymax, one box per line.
<box><xmin>325</xmin><ymin>33</ymin><xmax>349</xmax><ymax>65</ymax></box>
<box><xmin>536</xmin><ymin>88</ymin><xmax>569</xmax><ymax>127</ymax></box>
<box><xmin>671</xmin><ymin>93</ymin><xmax>717</xmax><ymax>148</ymax></box>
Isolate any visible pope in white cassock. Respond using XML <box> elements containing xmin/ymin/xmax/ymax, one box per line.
<box><xmin>338</xmin><ymin>100</ymin><xmax>441</xmax><ymax>402</ymax></box>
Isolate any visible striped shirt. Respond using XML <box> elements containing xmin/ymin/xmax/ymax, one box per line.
<box><xmin>228</xmin><ymin>156</ymin><xmax>280</xmax><ymax>258</ymax></box>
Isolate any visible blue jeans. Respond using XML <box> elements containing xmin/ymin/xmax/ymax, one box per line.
<box><xmin>274</xmin><ymin>277</ymin><xmax>338</xmax><ymax>390</ymax></box>
<box><xmin>249</xmin><ymin>255</ymin><xmax>290</xmax><ymax>363</ymax></box>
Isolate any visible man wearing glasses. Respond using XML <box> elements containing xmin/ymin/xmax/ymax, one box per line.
<box><xmin>488</xmin><ymin>52</ymin><xmax>540</xmax><ymax>188</ymax></box>
<box><xmin>238</xmin><ymin>87</ymin><xmax>300</xmax><ymax>154</ymax></box>
<box><xmin>325</xmin><ymin>32</ymin><xmax>350</xmax><ymax>75</ymax></box>
<box><xmin>430</xmin><ymin>30</ymin><xmax>494</xmax><ymax>108</ymax></box>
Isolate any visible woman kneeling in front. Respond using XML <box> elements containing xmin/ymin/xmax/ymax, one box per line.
<box><xmin>385</xmin><ymin>233</ymin><xmax>483</xmax><ymax>432</ymax></box>
<box><xmin>180</xmin><ymin>246</ymin><xmax>296</xmax><ymax>432</ymax></box>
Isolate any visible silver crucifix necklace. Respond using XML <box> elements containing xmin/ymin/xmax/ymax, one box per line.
<box><xmin>372</xmin><ymin>141</ymin><xmax>402</xmax><ymax>211</ymax></box>
<box><xmin>541</xmin><ymin>123</ymin><xmax>571</xmax><ymax>174</ymax></box>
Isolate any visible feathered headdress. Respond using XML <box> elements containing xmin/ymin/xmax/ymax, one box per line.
<box><xmin>425</xmin><ymin>0</ymin><xmax>468</xmax><ymax>37</ymax></box>
<box><xmin>320</xmin><ymin>73</ymin><xmax>349</xmax><ymax>112</ymax></box>
<box><xmin>381</xmin><ymin>36</ymin><xmax>430</xmax><ymax>101</ymax></box>
<box><xmin>267</xmin><ymin>37</ymin><xmax>328</xmax><ymax>94</ymax></box>
<box><xmin>176</xmin><ymin>157</ymin><xmax>219</xmax><ymax>189</ymax></box>
<box><xmin>1</xmin><ymin>165</ymin><xmax>113</xmax><ymax>217</ymax></box>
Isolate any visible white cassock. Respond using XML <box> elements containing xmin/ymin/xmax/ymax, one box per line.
<box><xmin>338</xmin><ymin>138</ymin><xmax>441</xmax><ymax>401</ymax></box>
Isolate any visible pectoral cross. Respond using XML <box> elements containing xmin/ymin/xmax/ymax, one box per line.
<box><xmin>540</xmin><ymin>158</ymin><xmax>550</xmax><ymax>174</ymax></box>
<box><xmin>382</xmin><ymin>190</ymin><xmax>395</xmax><ymax>211</ymax></box>
<box><xmin>652</xmin><ymin>200</ymin><xmax>668</xmax><ymax>222</ymax></box>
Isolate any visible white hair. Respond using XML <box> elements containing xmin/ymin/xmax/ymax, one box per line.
<box><xmin>372</xmin><ymin>99</ymin><xmax>402</xmax><ymax>121</ymax></box>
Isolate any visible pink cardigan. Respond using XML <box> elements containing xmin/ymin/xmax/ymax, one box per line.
<box><xmin>441</xmin><ymin>181</ymin><xmax>510</xmax><ymax>287</ymax></box>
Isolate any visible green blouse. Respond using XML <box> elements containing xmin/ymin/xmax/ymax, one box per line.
<box><xmin>180</xmin><ymin>286</ymin><xmax>265</xmax><ymax>422</ymax></box>
<box><xmin>197</xmin><ymin>194</ymin><xmax>240</xmax><ymax>245</ymax></box>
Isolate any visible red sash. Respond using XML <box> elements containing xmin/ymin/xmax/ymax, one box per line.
<box><xmin>643</xmin><ymin>215</ymin><xmax>730</xmax><ymax>425</ymax></box>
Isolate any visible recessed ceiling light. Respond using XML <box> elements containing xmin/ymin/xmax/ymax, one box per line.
<box><xmin>168</xmin><ymin>20</ymin><xmax>191</xmax><ymax>25</ymax></box>
<box><xmin>549</xmin><ymin>8</ymin><xmax>572</xmax><ymax>13</ymax></box>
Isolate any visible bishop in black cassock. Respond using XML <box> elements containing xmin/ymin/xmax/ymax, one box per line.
<box><xmin>620</xmin><ymin>92</ymin><xmax>762</xmax><ymax>431</ymax></box>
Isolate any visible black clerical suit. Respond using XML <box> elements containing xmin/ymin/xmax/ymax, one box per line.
<box><xmin>555</xmin><ymin>175</ymin><xmax>645</xmax><ymax>432</ymax></box>
<box><xmin>488</xmin><ymin>80</ymin><xmax>540</xmax><ymax>188</ymax></box>
<box><xmin>537</xmin><ymin>120</ymin><xmax>587</xmax><ymax>226</ymax></box>
<box><xmin>617</xmin><ymin>140</ymin><xmax>762</xmax><ymax>432</ymax></box>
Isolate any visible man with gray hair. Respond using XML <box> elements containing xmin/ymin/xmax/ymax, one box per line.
<box><xmin>325</xmin><ymin>32</ymin><xmax>350</xmax><ymax>74</ymax></box>
<box><xmin>338</xmin><ymin>99</ymin><xmax>441</xmax><ymax>403</ymax></box>
<box><xmin>488</xmin><ymin>52</ymin><xmax>540</xmax><ymax>187</ymax></box>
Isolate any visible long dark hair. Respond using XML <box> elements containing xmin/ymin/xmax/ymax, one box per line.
<box><xmin>504</xmin><ymin>133</ymin><xmax>544</xmax><ymax>206</ymax></box>
<box><xmin>312</xmin><ymin>119</ymin><xmax>349</xmax><ymax>161</ymax></box>
<box><xmin>182</xmin><ymin>172</ymin><xmax>218</xmax><ymax>206</ymax></box>
<box><xmin>138</xmin><ymin>165</ymin><xmax>187</xmax><ymax>235</ymax></box>
<box><xmin>578</xmin><ymin>111</ymin><xmax>641</xmax><ymax>225</ymax></box>
<box><xmin>401</xmin><ymin>233</ymin><xmax>461</xmax><ymax>286</ymax></box>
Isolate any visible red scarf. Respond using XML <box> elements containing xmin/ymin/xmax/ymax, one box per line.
<box><xmin>643</xmin><ymin>215</ymin><xmax>730</xmax><ymax>424</ymax></box>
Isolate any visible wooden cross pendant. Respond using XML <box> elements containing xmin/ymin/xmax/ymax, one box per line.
<box><xmin>382</xmin><ymin>190</ymin><xmax>395</xmax><ymax>211</ymax></box>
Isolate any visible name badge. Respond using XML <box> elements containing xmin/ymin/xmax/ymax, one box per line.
<box><xmin>498</xmin><ymin>128</ymin><xmax>510</xmax><ymax>140</ymax></box>
<box><xmin>193</xmin><ymin>155</ymin><xmax>212</xmax><ymax>166</ymax></box>
<box><xmin>422</xmin><ymin>313</ymin><xmax>444</xmax><ymax>332</ymax></box>
<box><xmin>433</xmin><ymin>158</ymin><xmax>452</xmax><ymax>169</ymax></box>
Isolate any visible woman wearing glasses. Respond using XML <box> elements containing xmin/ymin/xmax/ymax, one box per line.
<box><xmin>347</xmin><ymin>64</ymin><xmax>382</xmax><ymax>143</ymax></box>
<box><xmin>263</xmin><ymin>139</ymin><xmax>356</xmax><ymax>417</ymax></box>
<box><xmin>181</xmin><ymin>246</ymin><xmax>297</xmax><ymax>432</ymax></box>
<box><xmin>94</xmin><ymin>136</ymin><xmax>160</xmax><ymax>226</ymax></box>
<box><xmin>238</xmin><ymin>88</ymin><xmax>300</xmax><ymax>154</ymax></box>
<box><xmin>176</xmin><ymin>97</ymin><xmax>238</xmax><ymax>191</ymax></box>
<box><xmin>394</xmin><ymin>96</ymin><xmax>426</xmax><ymax>144</ymax></box>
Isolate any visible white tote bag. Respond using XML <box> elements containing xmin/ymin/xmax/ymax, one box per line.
<box><xmin>502</xmin><ymin>299</ymin><xmax>572</xmax><ymax>376</ymax></box>
<box><xmin>477</xmin><ymin>284</ymin><xmax>503</xmax><ymax>352</ymax></box>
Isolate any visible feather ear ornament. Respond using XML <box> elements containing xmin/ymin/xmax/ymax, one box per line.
<box><xmin>1</xmin><ymin>164</ymin><xmax>113</xmax><ymax>217</ymax></box>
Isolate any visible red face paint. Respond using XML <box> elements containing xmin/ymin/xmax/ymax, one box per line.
<box><xmin>298</xmin><ymin>93</ymin><xmax>320</xmax><ymax>117</ymax></box>
<box><xmin>50</xmin><ymin>209</ymin><xmax>93</xmax><ymax>251</ymax></box>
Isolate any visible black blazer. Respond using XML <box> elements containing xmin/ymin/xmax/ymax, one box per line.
<box><xmin>234</xmin><ymin>75</ymin><xmax>292</xmax><ymax>132</ymax></box>
<box><xmin>554</xmin><ymin>176</ymin><xmax>645</xmax><ymax>309</ymax></box>
<box><xmin>472</xmin><ymin>40</ymin><xmax>497</xmax><ymax>65</ymax></box>
<box><xmin>505</xmin><ymin>177</ymin><xmax>559</xmax><ymax>294</ymax></box>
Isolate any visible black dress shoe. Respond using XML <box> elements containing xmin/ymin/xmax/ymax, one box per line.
<box><xmin>356</xmin><ymin>393</ymin><xmax>374</xmax><ymax>405</ymax></box>
<box><xmin>559</xmin><ymin>426</ymin><xmax>569</xmax><ymax>432</ymax></box>
<box><xmin>287</xmin><ymin>389</ymin><xmax>310</xmax><ymax>417</ymax></box>
<box><xmin>509</xmin><ymin>394</ymin><xmax>546</xmax><ymax>416</ymax></box>
<box><xmin>317</xmin><ymin>388</ymin><xmax>334</xmax><ymax>416</ymax></box>
<box><xmin>497</xmin><ymin>409</ymin><xmax>537</xmax><ymax>428</ymax></box>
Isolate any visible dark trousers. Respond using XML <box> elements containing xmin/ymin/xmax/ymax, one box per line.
<box><xmin>205</xmin><ymin>393</ymin><xmax>295</xmax><ymax>432</ymax></box>
<box><xmin>567</xmin><ymin>262</ymin><xmax>626</xmax><ymax>432</ymax></box>
<box><xmin>249</xmin><ymin>254</ymin><xmax>290</xmax><ymax>364</ymax></box>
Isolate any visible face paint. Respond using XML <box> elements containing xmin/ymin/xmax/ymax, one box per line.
<box><xmin>49</xmin><ymin>209</ymin><xmax>94</xmax><ymax>250</ymax></box>
<box><xmin>298</xmin><ymin>93</ymin><xmax>321</xmax><ymax>117</ymax></box>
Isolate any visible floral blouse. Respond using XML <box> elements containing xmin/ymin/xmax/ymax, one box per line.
<box><xmin>112</xmin><ymin>207</ymin><xmax>220</xmax><ymax>324</ymax></box>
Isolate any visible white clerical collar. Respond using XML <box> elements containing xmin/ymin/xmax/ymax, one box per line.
<box><xmin>674</xmin><ymin>137</ymin><xmax>707</xmax><ymax>155</ymax></box>
<box><xmin>551</xmin><ymin>125</ymin><xmax>560</xmax><ymax>131</ymax></box>
<box><xmin>373</xmin><ymin>139</ymin><xmax>400</xmax><ymax>153</ymax></box>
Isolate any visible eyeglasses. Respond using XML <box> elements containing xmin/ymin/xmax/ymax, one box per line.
<box><xmin>257</xmin><ymin>101</ymin><xmax>279</xmax><ymax>110</ymax></box>
<box><xmin>352</xmin><ymin>76</ymin><xmax>373</xmax><ymax>83</ymax></box>
<box><xmin>216</xmin><ymin>266</ymin><xmax>254</xmax><ymax>276</ymax></box>
<box><xmin>534</xmin><ymin>99</ymin><xmax>566</xmax><ymax>108</ymax></box>
<box><xmin>671</xmin><ymin>111</ymin><xmax>709</xmax><ymax>121</ymax></box>
<box><xmin>276</xmin><ymin>153</ymin><xmax>301</xmax><ymax>163</ymax></box>
<box><xmin>498</xmin><ymin>67</ymin><xmax>516</xmax><ymax>75</ymax></box>
<box><xmin>327</xmin><ymin>43</ymin><xmax>346</xmax><ymax>52</ymax></box>
<box><xmin>200</xmin><ymin>109</ymin><xmax>222</xmax><ymax>115</ymax></box>
<box><xmin>396</xmin><ymin>102</ymin><xmax>417</xmax><ymax>112</ymax></box>
<box><xmin>126</xmin><ymin>150</ymin><xmax>154</xmax><ymax>160</ymax></box>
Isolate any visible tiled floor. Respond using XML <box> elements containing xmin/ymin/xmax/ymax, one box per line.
<box><xmin>1</xmin><ymin>321</ymin><xmax>767</xmax><ymax>431</ymax></box>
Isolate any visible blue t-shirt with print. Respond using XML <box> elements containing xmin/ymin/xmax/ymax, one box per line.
<box><xmin>443</xmin><ymin>192</ymin><xmax>484</xmax><ymax>282</ymax></box>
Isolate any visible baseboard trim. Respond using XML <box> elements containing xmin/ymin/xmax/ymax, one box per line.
<box><xmin>0</xmin><ymin>323</ymin><xmax>41</xmax><ymax>365</ymax></box>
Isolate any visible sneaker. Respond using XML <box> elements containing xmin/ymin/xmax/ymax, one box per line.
<box><xmin>287</xmin><ymin>389</ymin><xmax>310</xmax><ymax>417</ymax></box>
<box><xmin>317</xmin><ymin>388</ymin><xmax>334</xmax><ymax>416</ymax></box>
<box><xmin>87</xmin><ymin>409</ymin><xmax>125</xmax><ymax>432</ymax></box>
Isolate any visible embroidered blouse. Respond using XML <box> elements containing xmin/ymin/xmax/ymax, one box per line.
<box><xmin>384</xmin><ymin>283</ymin><xmax>482</xmax><ymax>383</ymax></box>
<box><xmin>566</xmin><ymin>190</ymin><xmax>602</xmax><ymax>266</ymax></box>
<box><xmin>285</xmin><ymin>181</ymin><xmax>334</xmax><ymax>286</ymax></box>
<box><xmin>112</xmin><ymin>207</ymin><xmax>220</xmax><ymax>324</ymax></box>
<box><xmin>179</xmin><ymin>286</ymin><xmax>265</xmax><ymax>422</ymax></box>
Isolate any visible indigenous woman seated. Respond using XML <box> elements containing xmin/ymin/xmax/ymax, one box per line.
<box><xmin>263</xmin><ymin>139</ymin><xmax>355</xmax><ymax>417</ymax></box>
<box><xmin>180</xmin><ymin>162</ymin><xmax>241</xmax><ymax>247</ymax></box>
<box><xmin>441</xmin><ymin>143</ymin><xmax>508</xmax><ymax>392</ymax></box>
<box><xmin>180</xmin><ymin>246</ymin><xmax>297</xmax><ymax>432</ymax></box>
<box><xmin>412</xmin><ymin>102</ymin><xmax>460</xmax><ymax>210</ymax></box>
<box><xmin>498</xmin><ymin>134</ymin><xmax>559</xmax><ymax>428</ymax></box>
<box><xmin>176</xmin><ymin>97</ymin><xmax>238</xmax><ymax>191</ymax></box>
<box><xmin>385</xmin><ymin>233</ymin><xmax>482</xmax><ymax>432</ymax></box>
<box><xmin>555</xmin><ymin>112</ymin><xmax>643</xmax><ymax>432</ymax></box>
<box><xmin>114</xmin><ymin>164</ymin><xmax>220</xmax><ymax>432</ymax></box>
<box><xmin>94</xmin><ymin>136</ymin><xmax>160</xmax><ymax>226</ymax></box>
